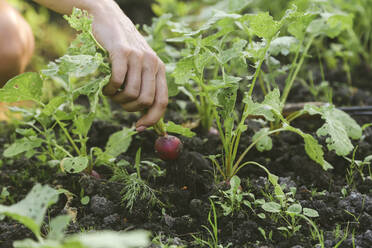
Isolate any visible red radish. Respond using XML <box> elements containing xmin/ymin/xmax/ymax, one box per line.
<box><xmin>224</xmin><ymin>180</ymin><xmax>243</xmax><ymax>191</ymax></box>
<box><xmin>155</xmin><ymin>135</ymin><xmax>182</xmax><ymax>160</ymax></box>
<box><xmin>208</xmin><ymin>127</ymin><xmax>219</xmax><ymax>136</ymax></box>
<box><xmin>91</xmin><ymin>170</ymin><xmax>101</xmax><ymax>179</ymax></box>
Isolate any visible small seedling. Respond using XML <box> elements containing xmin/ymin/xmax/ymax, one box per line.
<box><xmin>0</xmin><ymin>187</ymin><xmax>11</xmax><ymax>204</ymax></box>
<box><xmin>110</xmin><ymin>148</ymin><xmax>163</xmax><ymax>212</ymax></box>
<box><xmin>192</xmin><ymin>199</ymin><xmax>231</xmax><ymax>248</ymax></box>
<box><xmin>212</xmin><ymin>175</ymin><xmax>252</xmax><ymax>216</ymax></box>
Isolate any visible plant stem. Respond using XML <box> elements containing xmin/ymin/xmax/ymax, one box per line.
<box><xmin>258</xmin><ymin>71</ymin><xmax>268</xmax><ymax>96</ymax></box>
<box><xmin>197</xmin><ymin>70</ymin><xmax>213</xmax><ymax>131</ymax></box>
<box><xmin>286</xmin><ymin>110</ymin><xmax>306</xmax><ymax>123</ymax></box>
<box><xmin>153</xmin><ymin>118</ymin><xmax>167</xmax><ymax>136</ymax></box>
<box><xmin>54</xmin><ymin>117</ymin><xmax>81</xmax><ymax>156</ymax></box>
<box><xmin>135</xmin><ymin>148</ymin><xmax>142</xmax><ymax>179</ymax></box>
<box><xmin>52</xmin><ymin>142</ymin><xmax>73</xmax><ymax>158</ymax></box>
<box><xmin>231</xmin><ymin>128</ymin><xmax>286</xmax><ymax>179</ymax></box>
<box><xmin>89</xmin><ymin>31</ymin><xmax>107</xmax><ymax>54</ymax></box>
<box><xmin>281</xmin><ymin>36</ymin><xmax>315</xmax><ymax>105</ymax></box>
<box><xmin>248</xmin><ymin>39</ymin><xmax>272</xmax><ymax>97</ymax></box>
<box><xmin>299</xmin><ymin>215</ymin><xmax>325</xmax><ymax>248</ymax></box>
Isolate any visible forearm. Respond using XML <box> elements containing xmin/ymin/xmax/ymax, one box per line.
<box><xmin>31</xmin><ymin>0</ymin><xmax>112</xmax><ymax>15</ymax></box>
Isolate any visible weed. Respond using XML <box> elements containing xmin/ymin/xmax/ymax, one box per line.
<box><xmin>212</xmin><ymin>175</ymin><xmax>252</xmax><ymax>216</ymax></box>
<box><xmin>192</xmin><ymin>199</ymin><xmax>232</xmax><ymax>248</ymax></box>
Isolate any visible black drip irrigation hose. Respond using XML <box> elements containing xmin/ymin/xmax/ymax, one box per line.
<box><xmin>338</xmin><ymin>106</ymin><xmax>372</xmax><ymax>116</ymax></box>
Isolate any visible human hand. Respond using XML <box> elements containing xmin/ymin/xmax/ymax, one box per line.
<box><xmin>89</xmin><ymin>1</ymin><xmax>168</xmax><ymax>131</ymax></box>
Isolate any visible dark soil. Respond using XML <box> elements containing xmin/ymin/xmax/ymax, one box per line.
<box><xmin>1</xmin><ymin>68</ymin><xmax>372</xmax><ymax>247</ymax></box>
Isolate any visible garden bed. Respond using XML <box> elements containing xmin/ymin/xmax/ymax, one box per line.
<box><xmin>1</xmin><ymin>85</ymin><xmax>372</xmax><ymax>247</ymax></box>
<box><xmin>1</xmin><ymin>0</ymin><xmax>372</xmax><ymax>248</ymax></box>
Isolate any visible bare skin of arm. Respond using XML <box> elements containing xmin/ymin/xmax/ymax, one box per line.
<box><xmin>33</xmin><ymin>0</ymin><xmax>168</xmax><ymax>131</ymax></box>
<box><xmin>0</xmin><ymin>1</ymin><xmax>34</xmax><ymax>87</ymax></box>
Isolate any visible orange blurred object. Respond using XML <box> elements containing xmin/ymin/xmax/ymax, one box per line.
<box><xmin>0</xmin><ymin>101</ymin><xmax>34</xmax><ymax>121</ymax></box>
<box><xmin>0</xmin><ymin>1</ymin><xmax>34</xmax><ymax>87</ymax></box>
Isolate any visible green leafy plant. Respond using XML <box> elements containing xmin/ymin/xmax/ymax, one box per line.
<box><xmin>152</xmin><ymin>0</ymin><xmax>199</xmax><ymax>18</ymax></box>
<box><xmin>343</xmin><ymin>148</ymin><xmax>372</xmax><ymax>187</ymax></box>
<box><xmin>221</xmin><ymin>161</ymin><xmax>325</xmax><ymax>246</ymax></box>
<box><xmin>321</xmin><ymin>0</ymin><xmax>372</xmax><ymax>69</ymax></box>
<box><xmin>333</xmin><ymin>223</ymin><xmax>349</xmax><ymax>248</ymax></box>
<box><xmin>0</xmin><ymin>184</ymin><xmax>150</xmax><ymax>248</ymax></box>
<box><xmin>156</xmin><ymin>3</ymin><xmax>364</xmax><ymax>181</ymax></box>
<box><xmin>254</xmin><ymin>180</ymin><xmax>324</xmax><ymax>246</ymax></box>
<box><xmin>258</xmin><ymin>226</ymin><xmax>273</xmax><ymax>242</ymax></box>
<box><xmin>261</xmin><ymin>201</ymin><xmax>320</xmax><ymax>238</ymax></box>
<box><xmin>213</xmin><ymin>175</ymin><xmax>251</xmax><ymax>216</ymax></box>
<box><xmin>141</xmin><ymin>1</ymin><xmax>365</xmax><ymax>183</ymax></box>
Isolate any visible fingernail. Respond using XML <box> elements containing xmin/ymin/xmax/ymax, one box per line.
<box><xmin>136</xmin><ymin>126</ymin><xmax>147</xmax><ymax>132</ymax></box>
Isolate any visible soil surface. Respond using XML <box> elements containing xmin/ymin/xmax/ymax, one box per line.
<box><xmin>1</xmin><ymin>66</ymin><xmax>372</xmax><ymax>248</ymax></box>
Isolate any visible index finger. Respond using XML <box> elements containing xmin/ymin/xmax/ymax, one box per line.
<box><xmin>103</xmin><ymin>52</ymin><xmax>128</xmax><ymax>96</ymax></box>
<box><xmin>135</xmin><ymin>64</ymin><xmax>168</xmax><ymax>130</ymax></box>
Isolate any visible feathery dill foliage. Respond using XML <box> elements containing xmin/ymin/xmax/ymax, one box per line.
<box><xmin>110</xmin><ymin>149</ymin><xmax>162</xmax><ymax>213</ymax></box>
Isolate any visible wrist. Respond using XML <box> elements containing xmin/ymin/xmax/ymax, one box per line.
<box><xmin>81</xmin><ymin>0</ymin><xmax>119</xmax><ymax>16</ymax></box>
<box><xmin>32</xmin><ymin>0</ymin><xmax>120</xmax><ymax>15</ymax></box>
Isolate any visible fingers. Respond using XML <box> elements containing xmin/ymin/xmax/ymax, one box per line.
<box><xmin>104</xmin><ymin>47</ymin><xmax>168</xmax><ymax>130</ymax></box>
<box><xmin>121</xmin><ymin>52</ymin><xmax>158</xmax><ymax>111</ymax></box>
<box><xmin>135</xmin><ymin>63</ymin><xmax>168</xmax><ymax>130</ymax></box>
<box><xmin>103</xmin><ymin>50</ymin><xmax>128</xmax><ymax>96</ymax></box>
<box><xmin>111</xmin><ymin>51</ymin><xmax>143</xmax><ymax>103</ymax></box>
<box><xmin>121</xmin><ymin>66</ymin><xmax>156</xmax><ymax>111</ymax></box>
